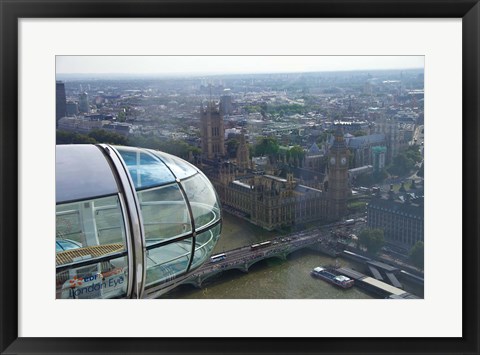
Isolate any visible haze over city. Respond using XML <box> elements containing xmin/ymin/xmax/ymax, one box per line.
<box><xmin>56</xmin><ymin>55</ymin><xmax>424</xmax><ymax>77</ymax></box>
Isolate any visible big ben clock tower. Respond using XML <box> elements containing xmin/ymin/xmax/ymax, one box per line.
<box><xmin>327</xmin><ymin>126</ymin><xmax>350</xmax><ymax>220</ymax></box>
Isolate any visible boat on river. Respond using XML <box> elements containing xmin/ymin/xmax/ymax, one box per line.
<box><xmin>311</xmin><ymin>266</ymin><xmax>354</xmax><ymax>289</ymax></box>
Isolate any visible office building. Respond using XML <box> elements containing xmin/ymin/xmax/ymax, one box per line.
<box><xmin>56</xmin><ymin>81</ymin><xmax>67</xmax><ymax>126</ymax></box>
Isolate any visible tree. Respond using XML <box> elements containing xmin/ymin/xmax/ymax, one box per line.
<box><xmin>88</xmin><ymin>129</ymin><xmax>128</xmax><ymax>145</ymax></box>
<box><xmin>244</xmin><ymin>105</ymin><xmax>261</xmax><ymax>114</ymax></box>
<box><xmin>387</xmin><ymin>145</ymin><xmax>423</xmax><ymax>177</ymax></box>
<box><xmin>417</xmin><ymin>162</ymin><xmax>424</xmax><ymax>178</ymax></box>
<box><xmin>387</xmin><ymin>153</ymin><xmax>416</xmax><ymax>176</ymax></box>
<box><xmin>352</xmin><ymin>130</ymin><xmax>367</xmax><ymax>137</ymax></box>
<box><xmin>160</xmin><ymin>140</ymin><xmax>197</xmax><ymax>159</ymax></box>
<box><xmin>254</xmin><ymin>137</ymin><xmax>279</xmax><ymax>163</ymax></box>
<box><xmin>226</xmin><ymin>139</ymin><xmax>239</xmax><ymax>159</ymax></box>
<box><xmin>372</xmin><ymin>169</ymin><xmax>388</xmax><ymax>183</ymax></box>
<box><xmin>404</xmin><ymin>144</ymin><xmax>422</xmax><ymax>164</ymax></box>
<box><xmin>409</xmin><ymin>241</ymin><xmax>424</xmax><ymax>270</ymax></box>
<box><xmin>56</xmin><ymin>130</ymin><xmax>96</xmax><ymax>144</ymax></box>
<box><xmin>288</xmin><ymin>145</ymin><xmax>305</xmax><ymax>167</ymax></box>
<box><xmin>358</xmin><ymin>228</ymin><xmax>385</xmax><ymax>255</ymax></box>
<box><xmin>117</xmin><ymin>109</ymin><xmax>127</xmax><ymax>122</ymax></box>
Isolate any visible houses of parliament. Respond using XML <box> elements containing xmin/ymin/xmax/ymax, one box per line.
<box><xmin>199</xmin><ymin>102</ymin><xmax>350</xmax><ymax>231</ymax></box>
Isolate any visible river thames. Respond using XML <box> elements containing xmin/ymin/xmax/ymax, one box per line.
<box><xmin>162</xmin><ymin>213</ymin><xmax>377</xmax><ymax>299</ymax></box>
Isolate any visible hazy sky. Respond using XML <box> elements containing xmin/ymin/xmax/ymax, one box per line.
<box><xmin>56</xmin><ymin>56</ymin><xmax>424</xmax><ymax>76</ymax></box>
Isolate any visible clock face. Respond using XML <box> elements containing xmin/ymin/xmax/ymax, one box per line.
<box><xmin>341</xmin><ymin>157</ymin><xmax>347</xmax><ymax>165</ymax></box>
<box><xmin>330</xmin><ymin>157</ymin><xmax>336</xmax><ymax>165</ymax></box>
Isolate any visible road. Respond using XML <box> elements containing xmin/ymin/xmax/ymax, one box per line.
<box><xmin>147</xmin><ymin>219</ymin><xmax>367</xmax><ymax>298</ymax></box>
<box><xmin>198</xmin><ymin>219</ymin><xmax>368</xmax><ymax>272</ymax></box>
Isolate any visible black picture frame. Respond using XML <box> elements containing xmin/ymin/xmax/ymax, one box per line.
<box><xmin>1</xmin><ymin>1</ymin><xmax>478</xmax><ymax>354</ymax></box>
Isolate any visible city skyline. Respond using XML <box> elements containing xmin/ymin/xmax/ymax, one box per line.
<box><xmin>56</xmin><ymin>55</ymin><xmax>424</xmax><ymax>77</ymax></box>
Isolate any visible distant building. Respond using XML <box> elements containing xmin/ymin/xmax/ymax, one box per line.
<box><xmin>200</xmin><ymin>124</ymin><xmax>350</xmax><ymax>230</ymax></box>
<box><xmin>66</xmin><ymin>101</ymin><xmax>78</xmax><ymax>116</ymax></box>
<box><xmin>367</xmin><ymin>185</ymin><xmax>424</xmax><ymax>250</ymax></box>
<box><xmin>251</xmin><ymin>156</ymin><xmax>269</xmax><ymax>170</ymax></box>
<box><xmin>57</xmin><ymin>116</ymin><xmax>131</xmax><ymax>136</ymax></box>
<box><xmin>326</xmin><ymin>127</ymin><xmax>350</xmax><ymax>220</ymax></box>
<box><xmin>79</xmin><ymin>92</ymin><xmax>89</xmax><ymax>113</ymax></box>
<box><xmin>346</xmin><ymin>134</ymin><xmax>386</xmax><ymax>168</ymax></box>
<box><xmin>401</xmin><ymin>123</ymin><xmax>415</xmax><ymax>143</ymax></box>
<box><xmin>334</xmin><ymin>121</ymin><xmax>369</xmax><ymax>134</ymax></box>
<box><xmin>101</xmin><ymin>122</ymin><xmax>132</xmax><ymax>136</ymax></box>
<box><xmin>235</xmin><ymin>132</ymin><xmax>250</xmax><ymax>172</ymax></box>
<box><xmin>56</xmin><ymin>81</ymin><xmax>67</xmax><ymax>126</ymax></box>
<box><xmin>57</xmin><ymin>116</ymin><xmax>104</xmax><ymax>133</ymax></box>
<box><xmin>220</xmin><ymin>92</ymin><xmax>233</xmax><ymax>115</ymax></box>
<box><xmin>372</xmin><ymin>146</ymin><xmax>387</xmax><ymax>173</ymax></box>
<box><xmin>85</xmin><ymin>113</ymin><xmax>114</xmax><ymax>121</ymax></box>
<box><xmin>201</xmin><ymin>101</ymin><xmax>225</xmax><ymax>160</ymax></box>
<box><xmin>225</xmin><ymin>127</ymin><xmax>242</xmax><ymax>139</ymax></box>
<box><xmin>375</xmin><ymin>117</ymin><xmax>400</xmax><ymax>164</ymax></box>
<box><xmin>304</xmin><ymin>142</ymin><xmax>325</xmax><ymax>171</ymax></box>
<box><xmin>348</xmin><ymin>165</ymin><xmax>373</xmax><ymax>182</ymax></box>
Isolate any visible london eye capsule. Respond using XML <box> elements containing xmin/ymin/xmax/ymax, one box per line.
<box><xmin>56</xmin><ymin>144</ymin><xmax>222</xmax><ymax>299</ymax></box>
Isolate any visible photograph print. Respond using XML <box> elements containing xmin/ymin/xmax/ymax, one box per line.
<box><xmin>55</xmin><ymin>55</ymin><xmax>424</xmax><ymax>300</ymax></box>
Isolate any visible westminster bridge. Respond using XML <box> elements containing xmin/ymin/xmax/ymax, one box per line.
<box><xmin>148</xmin><ymin>222</ymin><xmax>350</xmax><ymax>297</ymax></box>
<box><xmin>183</xmin><ymin>231</ymin><xmax>336</xmax><ymax>288</ymax></box>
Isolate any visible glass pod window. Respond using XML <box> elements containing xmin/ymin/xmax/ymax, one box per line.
<box><xmin>139</xmin><ymin>184</ymin><xmax>193</xmax><ymax>287</ymax></box>
<box><xmin>56</xmin><ymin>195</ymin><xmax>129</xmax><ymax>299</ymax></box>
<box><xmin>115</xmin><ymin>147</ymin><xmax>221</xmax><ymax>289</ymax></box>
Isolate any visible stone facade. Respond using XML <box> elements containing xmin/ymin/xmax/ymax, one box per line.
<box><xmin>367</xmin><ymin>191</ymin><xmax>424</xmax><ymax>249</ymax></box>
<box><xmin>210</xmin><ymin>169</ymin><xmax>330</xmax><ymax>231</ymax></box>
<box><xmin>201</xmin><ymin>121</ymin><xmax>350</xmax><ymax>230</ymax></box>
<box><xmin>201</xmin><ymin>102</ymin><xmax>225</xmax><ymax>160</ymax></box>
<box><xmin>326</xmin><ymin>128</ymin><xmax>350</xmax><ymax>220</ymax></box>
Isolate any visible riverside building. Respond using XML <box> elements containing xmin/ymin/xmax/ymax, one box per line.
<box><xmin>367</xmin><ymin>184</ymin><xmax>424</xmax><ymax>250</ymax></box>
<box><xmin>200</xmin><ymin>104</ymin><xmax>350</xmax><ymax>231</ymax></box>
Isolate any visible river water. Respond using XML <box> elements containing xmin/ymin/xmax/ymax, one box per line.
<box><xmin>162</xmin><ymin>213</ymin><xmax>376</xmax><ymax>299</ymax></box>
